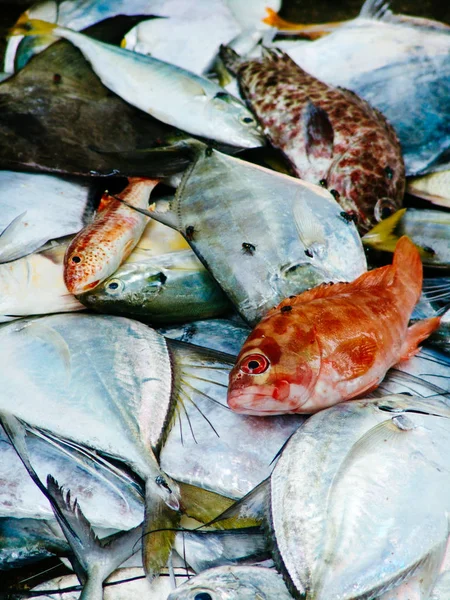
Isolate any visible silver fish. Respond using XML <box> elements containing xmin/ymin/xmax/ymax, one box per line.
<box><xmin>270</xmin><ymin>395</ymin><xmax>450</xmax><ymax>599</ymax></box>
<box><xmin>167</xmin><ymin>565</ymin><xmax>294</xmax><ymax>600</ymax></box>
<box><xmin>408</xmin><ymin>170</ymin><xmax>450</xmax><ymax>208</ymax></box>
<box><xmin>150</xmin><ymin>146</ymin><xmax>366</xmax><ymax>325</ymax></box>
<box><xmin>0</xmin><ymin>171</ymin><xmax>95</xmax><ymax>263</ymax></box>
<box><xmin>274</xmin><ymin>0</ymin><xmax>450</xmax><ymax>175</ymax></box>
<box><xmin>13</xmin><ymin>20</ymin><xmax>264</xmax><ymax>149</ymax></box>
<box><xmin>79</xmin><ymin>250</ymin><xmax>231</xmax><ymax>324</ymax></box>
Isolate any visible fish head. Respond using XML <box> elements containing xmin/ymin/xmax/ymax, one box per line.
<box><xmin>64</xmin><ymin>240</ymin><xmax>118</xmax><ymax>295</ymax></box>
<box><xmin>205</xmin><ymin>91</ymin><xmax>265</xmax><ymax>148</ymax></box>
<box><xmin>228</xmin><ymin>316</ymin><xmax>321</xmax><ymax>415</ymax></box>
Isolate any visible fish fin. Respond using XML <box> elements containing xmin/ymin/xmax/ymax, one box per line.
<box><xmin>392</xmin><ymin>236</ymin><xmax>423</xmax><ymax>304</ymax></box>
<box><xmin>10</xmin><ymin>17</ymin><xmax>59</xmax><ymax>37</ymax></box>
<box><xmin>362</xmin><ymin>208</ymin><xmax>406</xmax><ymax>253</ymax></box>
<box><xmin>398</xmin><ymin>317</ymin><xmax>442</xmax><ymax>362</ymax></box>
<box><xmin>97</xmin><ymin>192</ymin><xmax>117</xmax><ymax>213</ymax></box>
<box><xmin>359</xmin><ymin>0</ymin><xmax>393</xmax><ymax>21</ymax></box>
<box><xmin>218</xmin><ymin>44</ymin><xmax>243</xmax><ymax>76</ymax></box>
<box><xmin>0</xmin><ymin>211</ymin><xmax>28</xmax><ymax>258</ymax></box>
<box><xmin>143</xmin><ymin>487</ymin><xmax>180</xmax><ymax>579</ymax></box>
<box><xmin>328</xmin><ymin>334</ymin><xmax>378</xmax><ymax>380</ymax></box>
<box><xmin>181</xmin><ymin>77</ymin><xmax>207</xmax><ymax>97</ymax></box>
<box><xmin>260</xmin><ymin>46</ymin><xmax>298</xmax><ymax>69</ymax></box>
<box><xmin>304</xmin><ymin>101</ymin><xmax>334</xmax><ymax>162</ymax></box>
<box><xmin>293</xmin><ymin>196</ymin><xmax>327</xmax><ymax>250</ymax></box>
<box><xmin>178</xmin><ymin>482</ymin><xmax>235</xmax><ymax>524</ymax></box>
<box><xmin>208</xmin><ymin>480</ymin><xmax>268</xmax><ymax>530</ymax></box>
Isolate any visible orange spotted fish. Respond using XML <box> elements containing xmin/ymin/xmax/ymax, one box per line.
<box><xmin>64</xmin><ymin>178</ymin><xmax>158</xmax><ymax>295</ymax></box>
<box><xmin>228</xmin><ymin>236</ymin><xmax>441</xmax><ymax>415</ymax></box>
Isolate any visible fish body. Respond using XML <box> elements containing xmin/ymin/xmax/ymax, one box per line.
<box><xmin>150</xmin><ymin>145</ymin><xmax>366</xmax><ymax>325</ymax></box>
<box><xmin>12</xmin><ymin>18</ymin><xmax>264</xmax><ymax>149</ymax></box>
<box><xmin>79</xmin><ymin>250</ymin><xmax>231</xmax><ymax>324</ymax></box>
<box><xmin>64</xmin><ymin>178</ymin><xmax>157</xmax><ymax>294</ymax></box>
<box><xmin>270</xmin><ymin>395</ymin><xmax>450</xmax><ymax>599</ymax></box>
<box><xmin>407</xmin><ymin>171</ymin><xmax>450</xmax><ymax>208</ymax></box>
<box><xmin>0</xmin><ymin>171</ymin><xmax>95</xmax><ymax>263</ymax></box>
<box><xmin>228</xmin><ymin>237</ymin><xmax>441</xmax><ymax>415</ymax></box>
<box><xmin>220</xmin><ymin>45</ymin><xmax>404</xmax><ymax>233</ymax></box>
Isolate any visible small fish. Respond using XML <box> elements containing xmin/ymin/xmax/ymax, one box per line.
<box><xmin>362</xmin><ymin>208</ymin><xmax>450</xmax><ymax>268</ymax></box>
<box><xmin>228</xmin><ymin>236</ymin><xmax>441</xmax><ymax>415</ymax></box>
<box><xmin>407</xmin><ymin>170</ymin><xmax>450</xmax><ymax>208</ymax></box>
<box><xmin>64</xmin><ymin>178</ymin><xmax>158</xmax><ymax>294</ymax></box>
<box><xmin>11</xmin><ymin>18</ymin><xmax>265</xmax><ymax>149</ymax></box>
<box><xmin>219</xmin><ymin>44</ymin><xmax>405</xmax><ymax>233</ymax></box>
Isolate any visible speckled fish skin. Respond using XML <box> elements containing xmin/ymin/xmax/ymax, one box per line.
<box><xmin>221</xmin><ymin>45</ymin><xmax>405</xmax><ymax>233</ymax></box>
<box><xmin>64</xmin><ymin>177</ymin><xmax>157</xmax><ymax>295</ymax></box>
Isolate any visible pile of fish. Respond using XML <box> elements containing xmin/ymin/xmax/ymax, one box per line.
<box><xmin>0</xmin><ymin>0</ymin><xmax>449</xmax><ymax>599</ymax></box>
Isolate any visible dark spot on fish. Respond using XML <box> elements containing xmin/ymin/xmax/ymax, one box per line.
<box><xmin>265</xmin><ymin>76</ymin><xmax>278</xmax><ymax>87</ymax></box>
<box><xmin>304</xmin><ymin>249</ymin><xmax>313</xmax><ymax>258</ymax></box>
<box><xmin>259</xmin><ymin>338</ymin><xmax>282</xmax><ymax>364</ymax></box>
<box><xmin>194</xmin><ymin>593</ymin><xmax>213</xmax><ymax>600</ymax></box>
<box><xmin>205</xmin><ymin>146</ymin><xmax>213</xmax><ymax>157</ymax></box>
<box><xmin>155</xmin><ymin>475</ymin><xmax>172</xmax><ymax>494</ymax></box>
<box><xmin>53</xmin><ymin>73</ymin><xmax>62</xmax><ymax>84</ymax></box>
<box><xmin>340</xmin><ymin>211</ymin><xmax>357</xmax><ymax>224</ymax></box>
<box><xmin>71</xmin><ymin>256</ymin><xmax>81</xmax><ymax>263</ymax></box>
<box><xmin>423</xmin><ymin>246</ymin><xmax>436</xmax><ymax>255</ymax></box>
<box><xmin>289</xmin><ymin>295</ymin><xmax>296</xmax><ymax>299</ymax></box>
<box><xmin>281</xmin><ymin>305</ymin><xmax>292</xmax><ymax>313</ymax></box>
<box><xmin>157</xmin><ymin>272</ymin><xmax>168</xmax><ymax>284</ymax></box>
<box><xmin>108</xmin><ymin>281</ymin><xmax>119</xmax><ymax>290</ymax></box>
<box><xmin>242</xmin><ymin>242</ymin><xmax>256</xmax><ymax>255</ymax></box>
<box><xmin>319</xmin><ymin>179</ymin><xmax>327</xmax><ymax>188</ymax></box>
<box><xmin>330</xmin><ymin>189</ymin><xmax>340</xmax><ymax>200</ymax></box>
<box><xmin>384</xmin><ymin>166</ymin><xmax>394</xmax><ymax>180</ymax></box>
<box><xmin>185</xmin><ymin>225</ymin><xmax>195</xmax><ymax>241</ymax></box>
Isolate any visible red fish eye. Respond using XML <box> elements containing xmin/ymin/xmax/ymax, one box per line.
<box><xmin>240</xmin><ymin>354</ymin><xmax>270</xmax><ymax>375</ymax></box>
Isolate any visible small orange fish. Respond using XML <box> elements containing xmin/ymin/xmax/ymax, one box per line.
<box><xmin>64</xmin><ymin>178</ymin><xmax>159</xmax><ymax>295</ymax></box>
<box><xmin>228</xmin><ymin>236</ymin><xmax>441</xmax><ymax>415</ymax></box>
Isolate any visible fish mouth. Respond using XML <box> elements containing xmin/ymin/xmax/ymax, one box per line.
<box><xmin>227</xmin><ymin>390</ymin><xmax>299</xmax><ymax>416</ymax></box>
<box><xmin>72</xmin><ymin>279</ymin><xmax>101</xmax><ymax>295</ymax></box>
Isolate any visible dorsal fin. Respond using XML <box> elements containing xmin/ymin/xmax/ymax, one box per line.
<box><xmin>359</xmin><ymin>0</ymin><xmax>393</xmax><ymax>21</ymax></box>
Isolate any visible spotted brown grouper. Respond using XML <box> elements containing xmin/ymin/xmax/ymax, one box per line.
<box><xmin>220</xmin><ymin>45</ymin><xmax>405</xmax><ymax>233</ymax></box>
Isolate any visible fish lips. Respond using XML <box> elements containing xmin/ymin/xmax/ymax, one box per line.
<box><xmin>227</xmin><ymin>383</ymin><xmax>306</xmax><ymax>416</ymax></box>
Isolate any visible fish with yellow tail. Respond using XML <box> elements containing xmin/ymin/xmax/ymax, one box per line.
<box><xmin>64</xmin><ymin>177</ymin><xmax>158</xmax><ymax>295</ymax></box>
<box><xmin>228</xmin><ymin>236</ymin><xmax>441</xmax><ymax>415</ymax></box>
<box><xmin>10</xmin><ymin>17</ymin><xmax>264</xmax><ymax>149</ymax></box>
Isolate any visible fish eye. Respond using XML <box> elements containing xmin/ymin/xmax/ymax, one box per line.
<box><xmin>71</xmin><ymin>256</ymin><xmax>81</xmax><ymax>263</ymax></box>
<box><xmin>105</xmin><ymin>279</ymin><xmax>124</xmax><ymax>294</ymax></box>
<box><xmin>194</xmin><ymin>593</ymin><xmax>213</xmax><ymax>600</ymax></box>
<box><xmin>240</xmin><ymin>353</ymin><xmax>270</xmax><ymax>375</ymax></box>
<box><xmin>240</xmin><ymin>115</ymin><xmax>255</xmax><ymax>125</ymax></box>
<box><xmin>374</xmin><ymin>198</ymin><xmax>396</xmax><ymax>222</ymax></box>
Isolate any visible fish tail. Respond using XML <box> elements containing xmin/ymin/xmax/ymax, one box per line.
<box><xmin>9</xmin><ymin>16</ymin><xmax>59</xmax><ymax>38</ymax></box>
<box><xmin>392</xmin><ymin>235</ymin><xmax>423</xmax><ymax>306</ymax></box>
<box><xmin>398</xmin><ymin>316</ymin><xmax>442</xmax><ymax>361</ymax></box>
<box><xmin>219</xmin><ymin>44</ymin><xmax>243</xmax><ymax>76</ymax></box>
<box><xmin>142</xmin><ymin>485</ymin><xmax>181</xmax><ymax>578</ymax></box>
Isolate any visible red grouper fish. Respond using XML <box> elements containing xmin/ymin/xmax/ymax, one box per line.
<box><xmin>64</xmin><ymin>177</ymin><xmax>159</xmax><ymax>295</ymax></box>
<box><xmin>228</xmin><ymin>236</ymin><xmax>441</xmax><ymax>415</ymax></box>
<box><xmin>219</xmin><ymin>45</ymin><xmax>405</xmax><ymax>234</ymax></box>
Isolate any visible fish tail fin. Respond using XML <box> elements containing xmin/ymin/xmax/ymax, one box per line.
<box><xmin>219</xmin><ymin>44</ymin><xmax>243</xmax><ymax>76</ymax></box>
<box><xmin>392</xmin><ymin>235</ymin><xmax>423</xmax><ymax>306</ymax></box>
<box><xmin>142</xmin><ymin>484</ymin><xmax>181</xmax><ymax>579</ymax></box>
<box><xmin>9</xmin><ymin>16</ymin><xmax>59</xmax><ymax>38</ymax></box>
<box><xmin>398</xmin><ymin>316</ymin><xmax>442</xmax><ymax>361</ymax></box>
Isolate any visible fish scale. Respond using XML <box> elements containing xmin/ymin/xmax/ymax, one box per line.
<box><xmin>221</xmin><ymin>46</ymin><xmax>405</xmax><ymax>233</ymax></box>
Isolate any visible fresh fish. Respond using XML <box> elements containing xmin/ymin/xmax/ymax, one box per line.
<box><xmin>0</xmin><ymin>16</ymin><xmax>193</xmax><ymax>178</ymax></box>
<box><xmin>78</xmin><ymin>250</ymin><xmax>231</xmax><ymax>324</ymax></box>
<box><xmin>407</xmin><ymin>171</ymin><xmax>450</xmax><ymax>208</ymax></box>
<box><xmin>220</xmin><ymin>44</ymin><xmax>404</xmax><ymax>233</ymax></box>
<box><xmin>0</xmin><ymin>238</ymin><xmax>84</xmax><ymax>322</ymax></box>
<box><xmin>271</xmin><ymin>0</ymin><xmax>450</xmax><ymax>176</ymax></box>
<box><xmin>0</xmin><ymin>313</ymin><xmax>179</xmax><ymax>576</ymax></box>
<box><xmin>270</xmin><ymin>395</ymin><xmax>450</xmax><ymax>599</ymax></box>
<box><xmin>149</xmin><ymin>145</ymin><xmax>366</xmax><ymax>325</ymax></box>
<box><xmin>133</xmin><ymin>218</ymin><xmax>190</xmax><ymax>256</ymax></box>
<box><xmin>0</xmin><ymin>517</ymin><xmax>69</xmax><ymax>570</ymax></box>
<box><xmin>0</xmin><ymin>171</ymin><xmax>95</xmax><ymax>263</ymax></box>
<box><xmin>228</xmin><ymin>237</ymin><xmax>441</xmax><ymax>415</ymax></box>
<box><xmin>167</xmin><ymin>565</ymin><xmax>294</xmax><ymax>600</ymax></box>
<box><xmin>64</xmin><ymin>178</ymin><xmax>157</xmax><ymax>295</ymax></box>
<box><xmin>12</xmin><ymin>19</ymin><xmax>265</xmax><ymax>149</ymax></box>
<box><xmin>363</xmin><ymin>208</ymin><xmax>450</xmax><ymax>268</ymax></box>
<box><xmin>426</xmin><ymin>308</ymin><xmax>450</xmax><ymax>354</ymax></box>
<box><xmin>159</xmin><ymin>318</ymin><xmax>251</xmax><ymax>355</ymax></box>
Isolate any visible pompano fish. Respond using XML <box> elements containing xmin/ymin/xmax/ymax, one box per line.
<box><xmin>78</xmin><ymin>250</ymin><xmax>231</xmax><ymax>324</ymax></box>
<box><xmin>168</xmin><ymin>565</ymin><xmax>294</xmax><ymax>600</ymax></box>
<box><xmin>64</xmin><ymin>178</ymin><xmax>157</xmax><ymax>294</ymax></box>
<box><xmin>362</xmin><ymin>208</ymin><xmax>450</xmax><ymax>268</ymax></box>
<box><xmin>149</xmin><ymin>145</ymin><xmax>366</xmax><ymax>325</ymax></box>
<box><xmin>12</xmin><ymin>18</ymin><xmax>265</xmax><ymax>149</ymax></box>
<box><xmin>220</xmin><ymin>44</ymin><xmax>404</xmax><ymax>233</ymax></box>
<box><xmin>0</xmin><ymin>171</ymin><xmax>95</xmax><ymax>263</ymax></box>
<box><xmin>0</xmin><ymin>238</ymin><xmax>84</xmax><ymax>323</ymax></box>
<box><xmin>270</xmin><ymin>0</ymin><xmax>450</xmax><ymax>176</ymax></box>
<box><xmin>270</xmin><ymin>395</ymin><xmax>450</xmax><ymax>599</ymax></box>
<box><xmin>407</xmin><ymin>171</ymin><xmax>450</xmax><ymax>208</ymax></box>
<box><xmin>228</xmin><ymin>237</ymin><xmax>441</xmax><ymax>415</ymax></box>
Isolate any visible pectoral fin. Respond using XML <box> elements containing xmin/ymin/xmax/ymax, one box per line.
<box><xmin>398</xmin><ymin>317</ymin><xmax>442</xmax><ymax>362</ymax></box>
<box><xmin>329</xmin><ymin>335</ymin><xmax>378</xmax><ymax>380</ymax></box>
<box><xmin>304</xmin><ymin>101</ymin><xmax>334</xmax><ymax>162</ymax></box>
